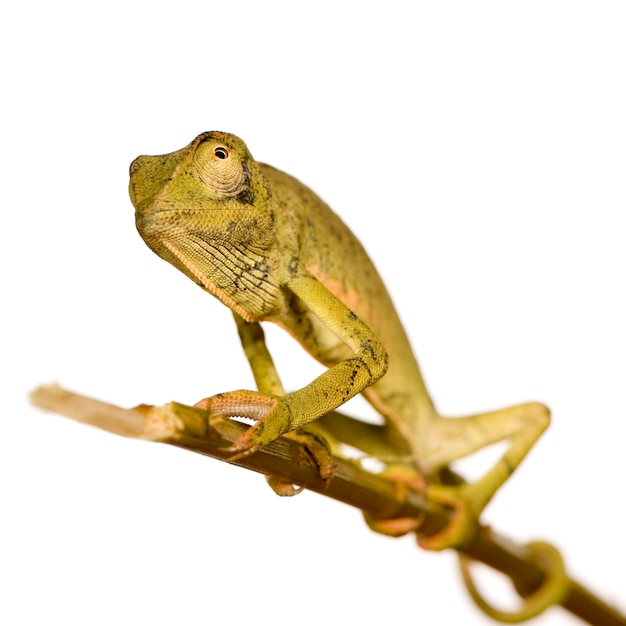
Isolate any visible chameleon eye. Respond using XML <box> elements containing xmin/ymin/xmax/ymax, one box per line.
<box><xmin>194</xmin><ymin>141</ymin><xmax>244</xmax><ymax>196</ymax></box>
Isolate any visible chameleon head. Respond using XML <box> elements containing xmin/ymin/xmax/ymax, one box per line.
<box><xmin>129</xmin><ymin>132</ymin><xmax>279</xmax><ymax>317</ymax></box>
<box><xmin>129</xmin><ymin>130</ymin><xmax>272</xmax><ymax>224</ymax></box>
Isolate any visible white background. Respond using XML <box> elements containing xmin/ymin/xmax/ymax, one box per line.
<box><xmin>2</xmin><ymin>2</ymin><xmax>625</xmax><ymax>624</ymax></box>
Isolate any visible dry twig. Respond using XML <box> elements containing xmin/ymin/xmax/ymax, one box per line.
<box><xmin>30</xmin><ymin>383</ymin><xmax>625</xmax><ymax>625</ymax></box>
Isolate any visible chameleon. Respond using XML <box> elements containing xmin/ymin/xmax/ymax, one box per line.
<box><xmin>129</xmin><ymin>131</ymin><xmax>550</xmax><ymax>553</ymax></box>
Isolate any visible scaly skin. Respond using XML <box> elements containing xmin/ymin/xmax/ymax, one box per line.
<box><xmin>129</xmin><ymin>131</ymin><xmax>550</xmax><ymax>555</ymax></box>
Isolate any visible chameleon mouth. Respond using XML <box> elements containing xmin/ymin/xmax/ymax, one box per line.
<box><xmin>128</xmin><ymin>145</ymin><xmax>193</xmax><ymax>213</ymax></box>
<box><xmin>134</xmin><ymin>200</ymin><xmax>195</xmax><ymax>223</ymax></box>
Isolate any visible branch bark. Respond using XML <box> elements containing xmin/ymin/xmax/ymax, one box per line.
<box><xmin>30</xmin><ymin>383</ymin><xmax>625</xmax><ymax>626</ymax></box>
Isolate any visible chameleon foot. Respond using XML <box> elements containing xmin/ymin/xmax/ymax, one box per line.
<box><xmin>417</xmin><ymin>483</ymin><xmax>479</xmax><ymax>551</ymax></box>
<box><xmin>194</xmin><ymin>393</ymin><xmax>335</xmax><ymax>493</ymax></box>
<box><xmin>363</xmin><ymin>466</ymin><xmax>426</xmax><ymax>537</ymax></box>
<box><xmin>459</xmin><ymin>541</ymin><xmax>569</xmax><ymax>623</ymax></box>
<box><xmin>194</xmin><ymin>390</ymin><xmax>289</xmax><ymax>458</ymax></box>
<box><xmin>363</xmin><ymin>512</ymin><xmax>424</xmax><ymax>537</ymax></box>
<box><xmin>266</xmin><ymin>428</ymin><xmax>336</xmax><ymax>496</ymax></box>
<box><xmin>266</xmin><ymin>476</ymin><xmax>305</xmax><ymax>496</ymax></box>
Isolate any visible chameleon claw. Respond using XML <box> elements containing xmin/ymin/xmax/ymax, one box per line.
<box><xmin>283</xmin><ymin>428</ymin><xmax>336</xmax><ymax>485</ymax></box>
<box><xmin>363</xmin><ymin>512</ymin><xmax>425</xmax><ymax>537</ymax></box>
<box><xmin>221</xmin><ymin>425</ymin><xmax>264</xmax><ymax>459</ymax></box>
<box><xmin>363</xmin><ymin>465</ymin><xmax>427</xmax><ymax>537</ymax></box>
<box><xmin>222</xmin><ymin>420</ymin><xmax>336</xmax><ymax>495</ymax></box>
<box><xmin>417</xmin><ymin>484</ymin><xmax>479</xmax><ymax>551</ymax></box>
<box><xmin>264</xmin><ymin>428</ymin><xmax>336</xmax><ymax>496</ymax></box>
<box><xmin>459</xmin><ymin>541</ymin><xmax>569</xmax><ymax>623</ymax></box>
<box><xmin>265</xmin><ymin>476</ymin><xmax>305</xmax><ymax>497</ymax></box>
<box><xmin>193</xmin><ymin>391</ymin><xmax>284</xmax><ymax>459</ymax></box>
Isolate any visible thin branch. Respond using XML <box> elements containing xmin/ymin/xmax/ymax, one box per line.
<box><xmin>30</xmin><ymin>383</ymin><xmax>626</xmax><ymax>626</ymax></box>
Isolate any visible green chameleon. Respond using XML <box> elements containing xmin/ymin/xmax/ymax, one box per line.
<box><xmin>129</xmin><ymin>132</ymin><xmax>564</xmax><ymax>621</ymax></box>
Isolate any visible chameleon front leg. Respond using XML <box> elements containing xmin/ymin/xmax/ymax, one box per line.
<box><xmin>195</xmin><ymin>272</ymin><xmax>388</xmax><ymax>457</ymax></box>
<box><xmin>225</xmin><ymin>313</ymin><xmax>336</xmax><ymax>492</ymax></box>
<box><xmin>235</xmin><ymin>312</ymin><xmax>397</xmax><ymax>457</ymax></box>
<box><xmin>418</xmin><ymin>402</ymin><xmax>550</xmax><ymax>550</ymax></box>
<box><xmin>234</xmin><ymin>312</ymin><xmax>414</xmax><ymax>496</ymax></box>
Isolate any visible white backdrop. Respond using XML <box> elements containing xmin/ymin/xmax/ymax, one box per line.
<box><xmin>2</xmin><ymin>2</ymin><xmax>625</xmax><ymax>624</ymax></box>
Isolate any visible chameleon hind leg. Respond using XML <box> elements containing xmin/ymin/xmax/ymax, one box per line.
<box><xmin>418</xmin><ymin>402</ymin><xmax>550</xmax><ymax>550</ymax></box>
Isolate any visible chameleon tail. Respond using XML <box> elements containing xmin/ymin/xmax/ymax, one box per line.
<box><xmin>459</xmin><ymin>541</ymin><xmax>570</xmax><ymax>623</ymax></box>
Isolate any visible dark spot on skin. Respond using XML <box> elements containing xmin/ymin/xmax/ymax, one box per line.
<box><xmin>288</xmin><ymin>256</ymin><xmax>299</xmax><ymax>275</ymax></box>
<box><xmin>233</xmin><ymin>277</ymin><xmax>246</xmax><ymax>293</ymax></box>
<box><xmin>348</xmin><ymin>311</ymin><xmax>357</xmax><ymax>321</ymax></box>
<box><xmin>351</xmin><ymin>355</ymin><xmax>372</xmax><ymax>378</ymax></box>
<box><xmin>237</xmin><ymin>188</ymin><xmax>254</xmax><ymax>205</ymax></box>
<box><xmin>339</xmin><ymin>357</ymin><xmax>371</xmax><ymax>403</ymax></box>
<box><xmin>360</xmin><ymin>340</ymin><xmax>377</xmax><ymax>361</ymax></box>
<box><xmin>253</xmin><ymin>258</ymin><xmax>270</xmax><ymax>278</ymax></box>
<box><xmin>302</xmin><ymin>430</ymin><xmax>328</xmax><ymax>449</ymax></box>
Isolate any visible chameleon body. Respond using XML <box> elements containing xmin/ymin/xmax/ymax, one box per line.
<box><xmin>129</xmin><ymin>131</ymin><xmax>550</xmax><ymax>551</ymax></box>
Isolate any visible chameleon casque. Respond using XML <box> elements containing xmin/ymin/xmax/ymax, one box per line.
<box><xmin>129</xmin><ymin>131</ymin><xmax>550</xmax><ymax>555</ymax></box>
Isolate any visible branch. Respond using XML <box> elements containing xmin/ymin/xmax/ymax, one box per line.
<box><xmin>30</xmin><ymin>383</ymin><xmax>625</xmax><ymax>626</ymax></box>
